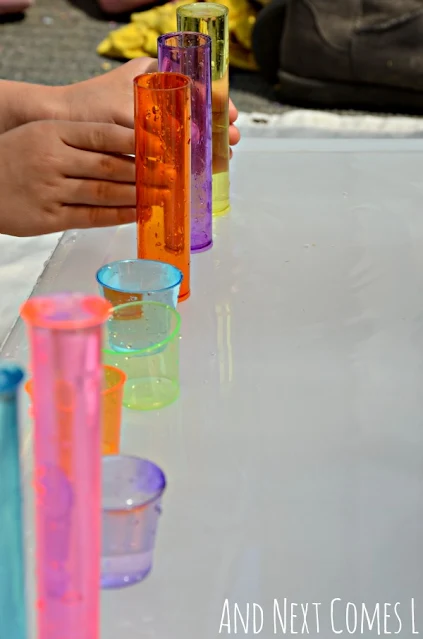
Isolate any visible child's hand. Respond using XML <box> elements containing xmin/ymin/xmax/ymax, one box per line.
<box><xmin>0</xmin><ymin>121</ymin><xmax>138</xmax><ymax>237</ymax></box>
<box><xmin>63</xmin><ymin>58</ymin><xmax>158</xmax><ymax>129</ymax></box>
<box><xmin>229</xmin><ymin>99</ymin><xmax>240</xmax><ymax>153</ymax></box>
<box><xmin>63</xmin><ymin>58</ymin><xmax>241</xmax><ymax>158</ymax></box>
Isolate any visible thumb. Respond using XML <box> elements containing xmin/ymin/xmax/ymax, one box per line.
<box><xmin>113</xmin><ymin>57</ymin><xmax>159</xmax><ymax>129</ymax></box>
<box><xmin>121</xmin><ymin>57</ymin><xmax>158</xmax><ymax>81</ymax></box>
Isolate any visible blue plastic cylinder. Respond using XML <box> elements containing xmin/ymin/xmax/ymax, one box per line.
<box><xmin>0</xmin><ymin>363</ymin><xmax>26</xmax><ymax>639</ymax></box>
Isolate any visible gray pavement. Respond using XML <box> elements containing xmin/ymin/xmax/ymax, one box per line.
<box><xmin>0</xmin><ymin>0</ymin><xmax>285</xmax><ymax>113</ymax></box>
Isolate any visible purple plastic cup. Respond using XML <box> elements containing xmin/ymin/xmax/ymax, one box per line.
<box><xmin>101</xmin><ymin>455</ymin><xmax>166</xmax><ymax>588</ymax></box>
<box><xmin>158</xmin><ymin>32</ymin><xmax>213</xmax><ymax>253</ymax></box>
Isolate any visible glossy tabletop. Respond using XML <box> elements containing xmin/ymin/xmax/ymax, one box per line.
<box><xmin>3</xmin><ymin>138</ymin><xmax>423</xmax><ymax>638</ymax></box>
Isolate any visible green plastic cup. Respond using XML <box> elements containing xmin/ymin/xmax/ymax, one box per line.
<box><xmin>103</xmin><ymin>301</ymin><xmax>180</xmax><ymax>411</ymax></box>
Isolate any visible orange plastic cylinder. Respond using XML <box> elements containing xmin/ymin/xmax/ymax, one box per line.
<box><xmin>134</xmin><ymin>72</ymin><xmax>191</xmax><ymax>302</ymax></box>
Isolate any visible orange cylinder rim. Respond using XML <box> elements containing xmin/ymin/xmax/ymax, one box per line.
<box><xmin>134</xmin><ymin>71</ymin><xmax>191</xmax><ymax>92</ymax></box>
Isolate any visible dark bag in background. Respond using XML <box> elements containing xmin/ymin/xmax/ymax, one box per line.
<box><xmin>252</xmin><ymin>0</ymin><xmax>423</xmax><ymax>113</ymax></box>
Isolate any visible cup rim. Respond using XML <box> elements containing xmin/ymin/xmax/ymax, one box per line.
<box><xmin>104</xmin><ymin>301</ymin><xmax>181</xmax><ymax>356</ymax></box>
<box><xmin>0</xmin><ymin>364</ymin><xmax>24</xmax><ymax>394</ymax></box>
<box><xmin>96</xmin><ymin>259</ymin><xmax>183</xmax><ymax>295</ymax></box>
<box><xmin>102</xmin><ymin>454</ymin><xmax>166</xmax><ymax>511</ymax></box>
<box><xmin>20</xmin><ymin>294</ymin><xmax>111</xmax><ymax>331</ymax></box>
<box><xmin>158</xmin><ymin>31</ymin><xmax>212</xmax><ymax>50</ymax></box>
<box><xmin>134</xmin><ymin>71</ymin><xmax>191</xmax><ymax>92</ymax></box>
<box><xmin>177</xmin><ymin>2</ymin><xmax>229</xmax><ymax>18</ymax></box>
<box><xmin>103</xmin><ymin>365</ymin><xmax>127</xmax><ymax>395</ymax></box>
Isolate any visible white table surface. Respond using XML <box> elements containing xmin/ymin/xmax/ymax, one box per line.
<box><xmin>3</xmin><ymin>138</ymin><xmax>423</xmax><ymax>638</ymax></box>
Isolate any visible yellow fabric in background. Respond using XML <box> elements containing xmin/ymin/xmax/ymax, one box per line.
<box><xmin>97</xmin><ymin>0</ymin><xmax>267</xmax><ymax>71</ymax></box>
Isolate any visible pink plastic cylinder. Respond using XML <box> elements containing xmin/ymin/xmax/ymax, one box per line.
<box><xmin>21</xmin><ymin>293</ymin><xmax>112</xmax><ymax>639</ymax></box>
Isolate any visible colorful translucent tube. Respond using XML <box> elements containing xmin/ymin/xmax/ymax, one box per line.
<box><xmin>134</xmin><ymin>72</ymin><xmax>191</xmax><ymax>301</ymax></box>
<box><xmin>158</xmin><ymin>32</ymin><xmax>213</xmax><ymax>253</ymax></box>
<box><xmin>21</xmin><ymin>293</ymin><xmax>111</xmax><ymax>639</ymax></box>
<box><xmin>0</xmin><ymin>364</ymin><xmax>26</xmax><ymax>639</ymax></box>
<box><xmin>177</xmin><ymin>3</ymin><xmax>230</xmax><ymax>216</ymax></box>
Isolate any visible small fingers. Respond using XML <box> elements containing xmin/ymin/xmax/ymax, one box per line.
<box><xmin>60</xmin><ymin>122</ymin><xmax>135</xmax><ymax>155</ymax></box>
<box><xmin>136</xmin><ymin>105</ymin><xmax>181</xmax><ymax>138</ymax></box>
<box><xmin>137</xmin><ymin>160</ymin><xmax>177</xmax><ymax>188</ymax></box>
<box><xmin>137</xmin><ymin>186</ymin><xmax>172</xmax><ymax>209</ymax></box>
<box><xmin>60</xmin><ymin>205</ymin><xmax>136</xmax><ymax>230</ymax></box>
<box><xmin>64</xmin><ymin>149</ymin><xmax>136</xmax><ymax>182</ymax></box>
<box><xmin>136</xmin><ymin>129</ymin><xmax>167</xmax><ymax>160</ymax></box>
<box><xmin>65</xmin><ymin>179</ymin><xmax>136</xmax><ymax>207</ymax></box>
<box><xmin>229</xmin><ymin>124</ymin><xmax>241</xmax><ymax>147</ymax></box>
<box><xmin>229</xmin><ymin>99</ymin><xmax>238</xmax><ymax>125</ymax></box>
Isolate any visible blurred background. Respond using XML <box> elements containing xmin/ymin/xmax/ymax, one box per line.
<box><xmin>3</xmin><ymin>0</ymin><xmax>423</xmax><ymax>137</ymax></box>
<box><xmin>0</xmin><ymin>0</ymin><xmax>279</xmax><ymax>111</ymax></box>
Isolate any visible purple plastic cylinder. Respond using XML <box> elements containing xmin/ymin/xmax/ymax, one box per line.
<box><xmin>158</xmin><ymin>32</ymin><xmax>213</xmax><ymax>253</ymax></box>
